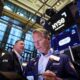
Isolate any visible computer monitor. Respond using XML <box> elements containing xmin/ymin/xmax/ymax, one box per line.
<box><xmin>46</xmin><ymin>6</ymin><xmax>75</xmax><ymax>34</ymax></box>
<box><xmin>51</xmin><ymin>25</ymin><xmax>80</xmax><ymax>51</ymax></box>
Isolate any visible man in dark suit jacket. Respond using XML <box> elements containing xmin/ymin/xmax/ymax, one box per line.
<box><xmin>0</xmin><ymin>40</ymin><xmax>26</xmax><ymax>80</ymax></box>
<box><xmin>25</xmin><ymin>28</ymin><xmax>78</xmax><ymax>80</ymax></box>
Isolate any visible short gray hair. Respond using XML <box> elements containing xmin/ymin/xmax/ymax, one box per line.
<box><xmin>33</xmin><ymin>28</ymin><xmax>50</xmax><ymax>39</ymax></box>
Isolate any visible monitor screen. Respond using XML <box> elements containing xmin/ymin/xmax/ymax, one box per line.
<box><xmin>46</xmin><ymin>6</ymin><xmax>75</xmax><ymax>34</ymax></box>
<box><xmin>51</xmin><ymin>25</ymin><xmax>80</xmax><ymax>51</ymax></box>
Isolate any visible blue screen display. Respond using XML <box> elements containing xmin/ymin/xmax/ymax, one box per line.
<box><xmin>51</xmin><ymin>25</ymin><xmax>80</xmax><ymax>51</ymax></box>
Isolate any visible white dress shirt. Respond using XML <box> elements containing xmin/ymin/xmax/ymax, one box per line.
<box><xmin>38</xmin><ymin>49</ymin><xmax>53</xmax><ymax>80</ymax></box>
<box><xmin>13</xmin><ymin>49</ymin><xmax>23</xmax><ymax>71</ymax></box>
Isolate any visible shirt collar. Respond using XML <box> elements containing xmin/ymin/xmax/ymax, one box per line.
<box><xmin>13</xmin><ymin>49</ymin><xmax>22</xmax><ymax>60</ymax></box>
<box><xmin>41</xmin><ymin>49</ymin><xmax>53</xmax><ymax>57</ymax></box>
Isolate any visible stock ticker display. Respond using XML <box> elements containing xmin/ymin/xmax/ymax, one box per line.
<box><xmin>51</xmin><ymin>25</ymin><xmax>80</xmax><ymax>51</ymax></box>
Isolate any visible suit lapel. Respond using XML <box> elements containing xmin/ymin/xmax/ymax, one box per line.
<box><xmin>45</xmin><ymin>59</ymin><xmax>52</xmax><ymax>70</ymax></box>
<box><xmin>11</xmin><ymin>51</ymin><xmax>23</xmax><ymax>75</ymax></box>
<box><xmin>35</xmin><ymin>56</ymin><xmax>39</xmax><ymax>74</ymax></box>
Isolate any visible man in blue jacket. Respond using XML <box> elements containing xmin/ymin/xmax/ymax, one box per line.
<box><xmin>26</xmin><ymin>28</ymin><xmax>78</xmax><ymax>80</ymax></box>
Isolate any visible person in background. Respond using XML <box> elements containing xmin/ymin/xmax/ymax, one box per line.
<box><xmin>25</xmin><ymin>28</ymin><xmax>78</xmax><ymax>80</ymax></box>
<box><xmin>0</xmin><ymin>40</ymin><xmax>26</xmax><ymax>80</ymax></box>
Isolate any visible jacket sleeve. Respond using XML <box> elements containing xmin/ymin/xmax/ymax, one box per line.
<box><xmin>60</xmin><ymin>54</ymin><xmax>78</xmax><ymax>80</ymax></box>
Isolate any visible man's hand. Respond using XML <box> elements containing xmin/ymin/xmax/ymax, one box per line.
<box><xmin>43</xmin><ymin>70</ymin><xmax>62</xmax><ymax>80</ymax></box>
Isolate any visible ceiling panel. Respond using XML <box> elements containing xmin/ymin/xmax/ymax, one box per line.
<box><xmin>39</xmin><ymin>5</ymin><xmax>50</xmax><ymax>14</ymax></box>
<box><xmin>17</xmin><ymin>0</ymin><xmax>43</xmax><ymax>13</ymax></box>
<box><xmin>46</xmin><ymin>0</ymin><xmax>58</xmax><ymax>6</ymax></box>
<box><xmin>52</xmin><ymin>0</ymin><xmax>74</xmax><ymax>11</ymax></box>
<box><xmin>9</xmin><ymin>0</ymin><xmax>75</xmax><ymax>16</ymax></box>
